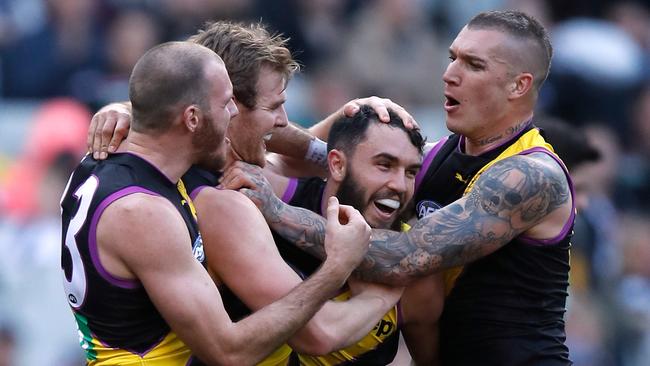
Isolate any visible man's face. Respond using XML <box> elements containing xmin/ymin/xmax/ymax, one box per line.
<box><xmin>442</xmin><ymin>27</ymin><xmax>516</xmax><ymax>138</ymax></box>
<box><xmin>194</xmin><ymin>60</ymin><xmax>238</xmax><ymax>172</ymax></box>
<box><xmin>227</xmin><ymin>66</ymin><xmax>289</xmax><ymax>167</ymax></box>
<box><xmin>335</xmin><ymin>123</ymin><xmax>422</xmax><ymax>229</ymax></box>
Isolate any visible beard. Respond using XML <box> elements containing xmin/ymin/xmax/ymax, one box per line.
<box><xmin>336</xmin><ymin>166</ymin><xmax>404</xmax><ymax>231</ymax></box>
<box><xmin>192</xmin><ymin>113</ymin><xmax>227</xmax><ymax>172</ymax></box>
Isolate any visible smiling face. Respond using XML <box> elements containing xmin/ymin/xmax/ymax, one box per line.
<box><xmin>334</xmin><ymin>123</ymin><xmax>422</xmax><ymax>229</ymax></box>
<box><xmin>227</xmin><ymin>65</ymin><xmax>289</xmax><ymax>167</ymax></box>
<box><xmin>443</xmin><ymin>27</ymin><xmax>518</xmax><ymax>139</ymax></box>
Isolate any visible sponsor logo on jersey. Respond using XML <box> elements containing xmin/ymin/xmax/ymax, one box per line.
<box><xmin>192</xmin><ymin>234</ymin><xmax>205</xmax><ymax>263</ymax></box>
<box><xmin>416</xmin><ymin>200</ymin><xmax>442</xmax><ymax>219</ymax></box>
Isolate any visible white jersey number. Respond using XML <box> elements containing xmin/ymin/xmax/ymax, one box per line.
<box><xmin>62</xmin><ymin>176</ymin><xmax>98</xmax><ymax>309</ymax></box>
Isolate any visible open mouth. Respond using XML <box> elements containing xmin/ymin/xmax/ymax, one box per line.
<box><xmin>263</xmin><ymin>133</ymin><xmax>273</xmax><ymax>142</ymax></box>
<box><xmin>445</xmin><ymin>95</ymin><xmax>460</xmax><ymax>107</ymax></box>
<box><xmin>373</xmin><ymin>198</ymin><xmax>401</xmax><ymax>216</ymax></box>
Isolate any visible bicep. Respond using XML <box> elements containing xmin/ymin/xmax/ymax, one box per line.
<box><xmin>195</xmin><ymin>188</ymin><xmax>304</xmax><ymax>311</ymax></box>
<box><xmin>99</xmin><ymin>196</ymin><xmax>232</xmax><ymax>348</ymax></box>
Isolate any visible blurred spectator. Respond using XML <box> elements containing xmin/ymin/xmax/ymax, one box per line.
<box><xmin>616</xmin><ymin>213</ymin><xmax>650</xmax><ymax>366</ymax></box>
<box><xmin>0</xmin><ymin>98</ymin><xmax>89</xmax><ymax>220</ymax></box>
<box><xmin>543</xmin><ymin>17</ymin><xmax>645</xmax><ymax>138</ymax></box>
<box><xmin>0</xmin><ymin>323</ymin><xmax>16</xmax><ymax>366</ymax></box>
<box><xmin>616</xmin><ymin>83</ymin><xmax>650</xmax><ymax>213</ymax></box>
<box><xmin>339</xmin><ymin>0</ymin><xmax>444</xmax><ymax>109</ymax></box>
<box><xmin>1</xmin><ymin>0</ymin><xmax>105</xmax><ymax>99</ymax></box>
<box><xmin>77</xmin><ymin>7</ymin><xmax>162</xmax><ymax>108</ymax></box>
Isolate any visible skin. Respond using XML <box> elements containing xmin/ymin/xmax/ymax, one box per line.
<box><xmin>221</xmin><ymin>27</ymin><xmax>573</xmax><ymax>287</ymax></box>
<box><xmin>91</xmin><ymin>45</ymin><xmax>374</xmax><ymax>365</ymax></box>
<box><xmin>248</xmin><ymin>122</ymin><xmax>442</xmax><ymax>365</ymax></box>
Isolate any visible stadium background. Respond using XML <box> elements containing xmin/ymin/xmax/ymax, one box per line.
<box><xmin>0</xmin><ymin>0</ymin><xmax>649</xmax><ymax>365</ymax></box>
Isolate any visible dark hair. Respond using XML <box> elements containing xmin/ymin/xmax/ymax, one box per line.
<box><xmin>189</xmin><ymin>21</ymin><xmax>300</xmax><ymax>109</ymax></box>
<box><xmin>537</xmin><ymin>118</ymin><xmax>600</xmax><ymax>171</ymax></box>
<box><xmin>468</xmin><ymin>10</ymin><xmax>552</xmax><ymax>91</ymax></box>
<box><xmin>129</xmin><ymin>41</ymin><xmax>218</xmax><ymax>133</ymax></box>
<box><xmin>327</xmin><ymin>105</ymin><xmax>425</xmax><ymax>156</ymax></box>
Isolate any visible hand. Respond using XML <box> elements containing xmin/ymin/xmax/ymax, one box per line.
<box><xmin>342</xmin><ymin>96</ymin><xmax>419</xmax><ymax>130</ymax></box>
<box><xmin>88</xmin><ymin>102</ymin><xmax>132</xmax><ymax>159</ymax></box>
<box><xmin>221</xmin><ymin>161</ymin><xmax>277</xmax><ymax>213</ymax></box>
<box><xmin>347</xmin><ymin>277</ymin><xmax>404</xmax><ymax>306</ymax></box>
<box><xmin>323</xmin><ymin>197</ymin><xmax>371</xmax><ymax>274</ymax></box>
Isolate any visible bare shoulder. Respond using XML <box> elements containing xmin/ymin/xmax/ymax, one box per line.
<box><xmin>194</xmin><ymin>187</ymin><xmax>260</xmax><ymax>216</ymax></box>
<box><xmin>469</xmin><ymin>152</ymin><xmax>571</xmax><ymax>227</ymax></box>
<box><xmin>97</xmin><ymin>192</ymin><xmax>192</xmax><ymax>274</ymax></box>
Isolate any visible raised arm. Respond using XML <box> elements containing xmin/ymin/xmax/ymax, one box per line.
<box><xmin>97</xmin><ymin>192</ymin><xmax>370</xmax><ymax>365</ymax></box>
<box><xmin>195</xmin><ymin>188</ymin><xmax>402</xmax><ymax>355</ymax></box>
<box><xmin>224</xmin><ymin>152</ymin><xmax>572</xmax><ymax>286</ymax></box>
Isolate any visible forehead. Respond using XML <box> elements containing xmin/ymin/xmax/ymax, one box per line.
<box><xmin>352</xmin><ymin>123</ymin><xmax>421</xmax><ymax>164</ymax></box>
<box><xmin>255</xmin><ymin>67</ymin><xmax>286</xmax><ymax>104</ymax></box>
<box><xmin>205</xmin><ymin>60</ymin><xmax>232</xmax><ymax>97</ymax></box>
<box><xmin>450</xmin><ymin>27</ymin><xmax>510</xmax><ymax>59</ymax></box>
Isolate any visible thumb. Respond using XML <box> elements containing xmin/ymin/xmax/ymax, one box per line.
<box><xmin>326</xmin><ymin>196</ymin><xmax>340</xmax><ymax>225</ymax></box>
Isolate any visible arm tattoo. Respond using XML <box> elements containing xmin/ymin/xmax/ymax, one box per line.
<box><xmin>354</xmin><ymin>153</ymin><xmax>571</xmax><ymax>284</ymax></box>
<box><xmin>266</xmin><ymin>154</ymin><xmax>570</xmax><ymax>285</ymax></box>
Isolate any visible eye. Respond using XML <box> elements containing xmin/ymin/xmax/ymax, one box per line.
<box><xmin>377</xmin><ymin>162</ymin><xmax>391</xmax><ymax>171</ymax></box>
<box><xmin>406</xmin><ymin>169</ymin><xmax>418</xmax><ymax>179</ymax></box>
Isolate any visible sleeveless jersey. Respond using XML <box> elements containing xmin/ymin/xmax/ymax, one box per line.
<box><xmin>413</xmin><ymin>126</ymin><xmax>574</xmax><ymax>365</ymax></box>
<box><xmin>60</xmin><ymin>153</ymin><xmax>206</xmax><ymax>365</ymax></box>
<box><xmin>280</xmin><ymin>177</ymin><xmax>400</xmax><ymax>366</ymax></box>
<box><xmin>181</xmin><ymin>166</ymin><xmax>293</xmax><ymax>366</ymax></box>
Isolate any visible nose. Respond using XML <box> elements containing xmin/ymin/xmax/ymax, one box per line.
<box><xmin>386</xmin><ymin>170</ymin><xmax>408</xmax><ymax>194</ymax></box>
<box><xmin>228</xmin><ymin>98</ymin><xmax>239</xmax><ymax>119</ymax></box>
<box><xmin>275</xmin><ymin>105</ymin><xmax>289</xmax><ymax>128</ymax></box>
<box><xmin>442</xmin><ymin>61</ymin><xmax>460</xmax><ymax>86</ymax></box>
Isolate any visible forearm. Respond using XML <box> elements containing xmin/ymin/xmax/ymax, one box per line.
<box><xmin>266</xmin><ymin>122</ymin><xmax>313</xmax><ymax>159</ymax></box>
<box><xmin>289</xmin><ymin>289</ymin><xmax>396</xmax><ymax>354</ymax></box>
<box><xmin>228</xmin><ymin>260</ymin><xmax>350</xmax><ymax>364</ymax></box>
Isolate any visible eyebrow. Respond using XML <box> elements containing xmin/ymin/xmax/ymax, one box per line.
<box><xmin>373</xmin><ymin>153</ymin><xmax>422</xmax><ymax>169</ymax></box>
<box><xmin>449</xmin><ymin>48</ymin><xmax>487</xmax><ymax>65</ymax></box>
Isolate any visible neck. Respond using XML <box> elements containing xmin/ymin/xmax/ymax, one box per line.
<box><xmin>126</xmin><ymin>130</ymin><xmax>193</xmax><ymax>183</ymax></box>
<box><xmin>464</xmin><ymin>112</ymin><xmax>533</xmax><ymax>156</ymax></box>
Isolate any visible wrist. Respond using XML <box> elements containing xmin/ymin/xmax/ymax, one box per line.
<box><xmin>305</xmin><ymin>137</ymin><xmax>328</xmax><ymax>168</ymax></box>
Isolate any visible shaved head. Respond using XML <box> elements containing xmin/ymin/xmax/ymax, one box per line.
<box><xmin>129</xmin><ymin>41</ymin><xmax>225</xmax><ymax>133</ymax></box>
<box><xmin>467</xmin><ymin>10</ymin><xmax>552</xmax><ymax>92</ymax></box>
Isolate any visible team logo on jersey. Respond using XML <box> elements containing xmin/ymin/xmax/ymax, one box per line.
<box><xmin>192</xmin><ymin>234</ymin><xmax>205</xmax><ymax>263</ymax></box>
<box><xmin>416</xmin><ymin>200</ymin><xmax>442</xmax><ymax>219</ymax></box>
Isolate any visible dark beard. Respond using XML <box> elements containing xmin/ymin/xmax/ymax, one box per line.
<box><xmin>336</xmin><ymin>167</ymin><xmax>403</xmax><ymax>231</ymax></box>
<box><xmin>336</xmin><ymin>170</ymin><xmax>368</xmax><ymax>218</ymax></box>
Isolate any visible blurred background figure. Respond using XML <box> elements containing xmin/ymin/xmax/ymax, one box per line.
<box><xmin>0</xmin><ymin>1</ymin><xmax>649</xmax><ymax>365</ymax></box>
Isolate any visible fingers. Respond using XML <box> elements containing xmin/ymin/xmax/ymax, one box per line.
<box><xmin>90</xmin><ymin>112</ymin><xmax>106</xmax><ymax>159</ymax></box>
<box><xmin>342</xmin><ymin>96</ymin><xmax>419</xmax><ymax>130</ymax></box>
<box><xmin>87</xmin><ymin>112</ymin><xmax>100</xmax><ymax>154</ymax></box>
<box><xmin>108</xmin><ymin>117</ymin><xmax>130</xmax><ymax>153</ymax></box>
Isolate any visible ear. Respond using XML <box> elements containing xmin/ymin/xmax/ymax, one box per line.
<box><xmin>183</xmin><ymin>105</ymin><xmax>201</xmax><ymax>133</ymax></box>
<box><xmin>508</xmin><ymin>72</ymin><xmax>534</xmax><ymax>100</ymax></box>
<box><xmin>328</xmin><ymin>149</ymin><xmax>347</xmax><ymax>183</ymax></box>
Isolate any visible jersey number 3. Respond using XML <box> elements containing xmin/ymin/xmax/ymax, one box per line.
<box><xmin>62</xmin><ymin>176</ymin><xmax>99</xmax><ymax>309</ymax></box>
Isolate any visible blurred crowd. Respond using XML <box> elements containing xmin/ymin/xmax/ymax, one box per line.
<box><xmin>0</xmin><ymin>0</ymin><xmax>649</xmax><ymax>365</ymax></box>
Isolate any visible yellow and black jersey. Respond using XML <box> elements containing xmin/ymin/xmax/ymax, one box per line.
<box><xmin>60</xmin><ymin>154</ymin><xmax>205</xmax><ymax>365</ymax></box>
<box><xmin>413</xmin><ymin>124</ymin><xmax>574</xmax><ymax>365</ymax></box>
<box><xmin>280</xmin><ymin>177</ymin><xmax>400</xmax><ymax>366</ymax></box>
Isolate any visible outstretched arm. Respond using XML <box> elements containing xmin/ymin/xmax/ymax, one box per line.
<box><xmin>98</xmin><ymin>192</ymin><xmax>370</xmax><ymax>365</ymax></box>
<box><xmin>196</xmin><ymin>188</ymin><xmax>402</xmax><ymax>355</ymax></box>
<box><xmin>223</xmin><ymin>153</ymin><xmax>572</xmax><ymax>286</ymax></box>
